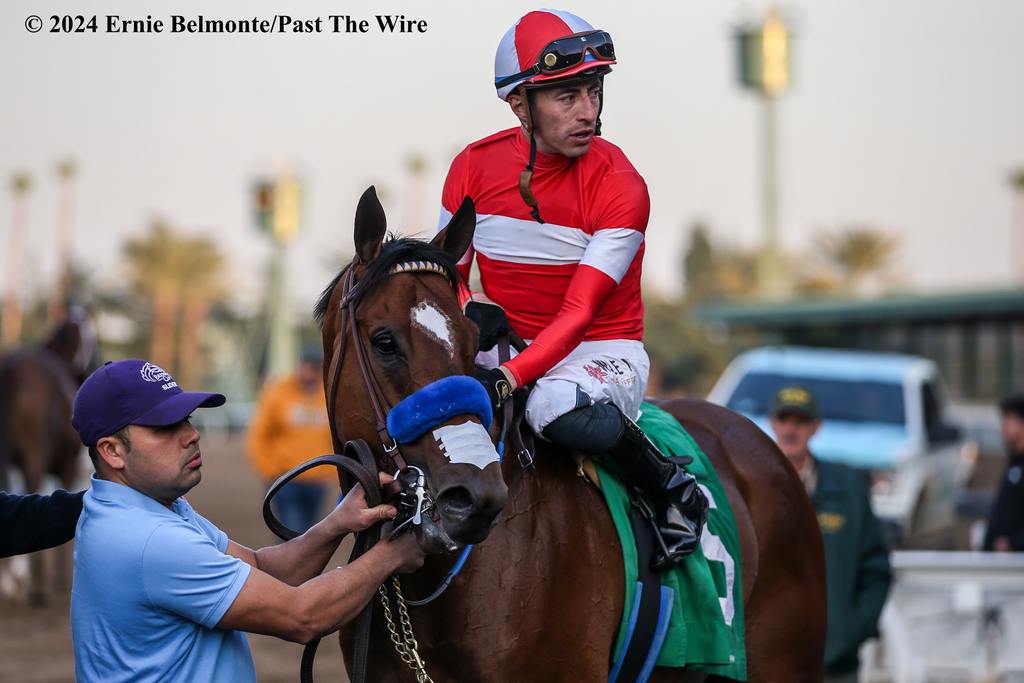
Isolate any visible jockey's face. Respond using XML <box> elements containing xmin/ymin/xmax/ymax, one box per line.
<box><xmin>510</xmin><ymin>77</ymin><xmax>602</xmax><ymax>159</ymax></box>
<box><xmin>95</xmin><ymin>419</ymin><xmax>203</xmax><ymax>507</ymax></box>
<box><xmin>769</xmin><ymin>413</ymin><xmax>820</xmax><ymax>468</ymax></box>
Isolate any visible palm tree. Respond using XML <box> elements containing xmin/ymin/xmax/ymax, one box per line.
<box><xmin>682</xmin><ymin>223</ymin><xmax>715</xmax><ymax>302</ymax></box>
<box><xmin>177</xmin><ymin>236</ymin><xmax>226</xmax><ymax>388</ymax></box>
<box><xmin>714</xmin><ymin>247</ymin><xmax>760</xmax><ymax>299</ymax></box>
<box><xmin>679</xmin><ymin>224</ymin><xmax>762</xmax><ymax>302</ymax></box>
<box><xmin>48</xmin><ymin>159</ymin><xmax>79</xmax><ymax>324</ymax></box>
<box><xmin>122</xmin><ymin>220</ymin><xmax>227</xmax><ymax>383</ymax></box>
<box><xmin>813</xmin><ymin>226</ymin><xmax>901</xmax><ymax>295</ymax></box>
<box><xmin>2</xmin><ymin>172</ymin><xmax>32</xmax><ymax>347</ymax></box>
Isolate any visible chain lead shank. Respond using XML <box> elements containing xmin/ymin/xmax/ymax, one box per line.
<box><xmin>379</xmin><ymin>578</ymin><xmax>435</xmax><ymax>683</ymax></box>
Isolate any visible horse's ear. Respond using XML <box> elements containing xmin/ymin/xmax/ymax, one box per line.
<box><xmin>354</xmin><ymin>186</ymin><xmax>387</xmax><ymax>263</ymax></box>
<box><xmin>431</xmin><ymin>196</ymin><xmax>476</xmax><ymax>262</ymax></box>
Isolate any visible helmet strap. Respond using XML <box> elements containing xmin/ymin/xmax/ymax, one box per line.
<box><xmin>517</xmin><ymin>87</ymin><xmax>545</xmax><ymax>224</ymax></box>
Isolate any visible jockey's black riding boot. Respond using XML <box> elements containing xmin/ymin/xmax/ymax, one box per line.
<box><xmin>599</xmin><ymin>416</ymin><xmax>709</xmax><ymax>570</ymax></box>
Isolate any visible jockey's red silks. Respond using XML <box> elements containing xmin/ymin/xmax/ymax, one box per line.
<box><xmin>440</xmin><ymin>127</ymin><xmax>649</xmax><ymax>388</ymax></box>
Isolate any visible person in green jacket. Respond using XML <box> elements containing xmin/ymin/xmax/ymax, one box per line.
<box><xmin>769</xmin><ymin>386</ymin><xmax>892</xmax><ymax>683</ymax></box>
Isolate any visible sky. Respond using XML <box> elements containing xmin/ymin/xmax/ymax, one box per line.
<box><xmin>2</xmin><ymin>0</ymin><xmax>1023</xmax><ymax>317</ymax></box>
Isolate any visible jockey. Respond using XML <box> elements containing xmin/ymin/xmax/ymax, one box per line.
<box><xmin>438</xmin><ymin>9</ymin><xmax>707</xmax><ymax>568</ymax></box>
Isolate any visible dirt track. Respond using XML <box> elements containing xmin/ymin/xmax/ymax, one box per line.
<box><xmin>0</xmin><ymin>432</ymin><xmax>350</xmax><ymax>683</ymax></box>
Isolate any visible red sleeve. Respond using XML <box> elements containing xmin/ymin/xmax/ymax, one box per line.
<box><xmin>439</xmin><ymin>148</ymin><xmax>474</xmax><ymax>284</ymax></box>
<box><xmin>503</xmin><ymin>168</ymin><xmax>649</xmax><ymax>387</ymax></box>
<box><xmin>504</xmin><ymin>265</ymin><xmax>618</xmax><ymax>386</ymax></box>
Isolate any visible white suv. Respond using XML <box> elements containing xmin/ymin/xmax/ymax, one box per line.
<box><xmin>707</xmin><ymin>346</ymin><xmax>976</xmax><ymax>546</ymax></box>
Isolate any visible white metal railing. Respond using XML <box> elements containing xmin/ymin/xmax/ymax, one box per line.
<box><xmin>862</xmin><ymin>551</ymin><xmax>1024</xmax><ymax>683</ymax></box>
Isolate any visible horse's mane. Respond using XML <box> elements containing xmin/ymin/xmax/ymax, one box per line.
<box><xmin>314</xmin><ymin>234</ymin><xmax>461</xmax><ymax>328</ymax></box>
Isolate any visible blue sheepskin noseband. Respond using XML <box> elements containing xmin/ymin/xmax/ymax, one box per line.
<box><xmin>386</xmin><ymin>376</ymin><xmax>493</xmax><ymax>444</ymax></box>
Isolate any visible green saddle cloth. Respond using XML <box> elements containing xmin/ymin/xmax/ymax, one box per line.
<box><xmin>596</xmin><ymin>402</ymin><xmax>747</xmax><ymax>680</ymax></box>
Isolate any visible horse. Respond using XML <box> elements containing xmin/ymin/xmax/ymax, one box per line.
<box><xmin>315</xmin><ymin>187</ymin><xmax>827</xmax><ymax>681</ymax></box>
<box><xmin>0</xmin><ymin>306</ymin><xmax>96</xmax><ymax>604</ymax></box>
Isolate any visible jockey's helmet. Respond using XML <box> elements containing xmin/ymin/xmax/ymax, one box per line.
<box><xmin>494</xmin><ymin>9</ymin><xmax>616</xmax><ymax>102</ymax></box>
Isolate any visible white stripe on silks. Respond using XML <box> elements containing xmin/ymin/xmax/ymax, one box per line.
<box><xmin>437</xmin><ymin>206</ymin><xmax>453</xmax><ymax>230</ymax></box>
<box><xmin>579</xmin><ymin>228</ymin><xmax>644</xmax><ymax>283</ymax></box>
<box><xmin>433</xmin><ymin>422</ymin><xmax>500</xmax><ymax>470</ymax></box>
<box><xmin>474</xmin><ymin>213</ymin><xmax>590</xmax><ymax>265</ymax></box>
<box><xmin>440</xmin><ymin>208</ymin><xmax>642</xmax><ymax>281</ymax></box>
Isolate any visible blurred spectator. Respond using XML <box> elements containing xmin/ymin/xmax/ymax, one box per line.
<box><xmin>769</xmin><ymin>386</ymin><xmax>891</xmax><ymax>683</ymax></box>
<box><xmin>247</xmin><ymin>347</ymin><xmax>335</xmax><ymax>533</ymax></box>
<box><xmin>983</xmin><ymin>394</ymin><xmax>1024</xmax><ymax>552</ymax></box>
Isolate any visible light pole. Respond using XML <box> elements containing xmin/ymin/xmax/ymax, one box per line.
<box><xmin>254</xmin><ymin>170</ymin><xmax>302</xmax><ymax>378</ymax></box>
<box><xmin>735</xmin><ymin>9</ymin><xmax>792</xmax><ymax>298</ymax></box>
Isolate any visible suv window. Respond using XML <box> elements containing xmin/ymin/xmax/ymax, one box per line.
<box><xmin>726</xmin><ymin>372</ymin><xmax>906</xmax><ymax>425</ymax></box>
<box><xmin>922</xmin><ymin>381</ymin><xmax>959</xmax><ymax>444</ymax></box>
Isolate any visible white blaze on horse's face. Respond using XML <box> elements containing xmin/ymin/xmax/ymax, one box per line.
<box><xmin>410</xmin><ymin>302</ymin><xmax>454</xmax><ymax>358</ymax></box>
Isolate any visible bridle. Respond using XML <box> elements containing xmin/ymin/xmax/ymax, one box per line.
<box><xmin>324</xmin><ymin>259</ymin><xmax>449</xmax><ymax>470</ymax></box>
<box><xmin>264</xmin><ymin>255</ymin><xmax>495</xmax><ymax>683</ymax></box>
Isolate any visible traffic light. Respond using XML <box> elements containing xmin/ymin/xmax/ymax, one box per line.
<box><xmin>735</xmin><ymin>12</ymin><xmax>791</xmax><ymax>97</ymax></box>
<box><xmin>253</xmin><ymin>180</ymin><xmax>275</xmax><ymax>235</ymax></box>
<box><xmin>252</xmin><ymin>176</ymin><xmax>302</xmax><ymax>245</ymax></box>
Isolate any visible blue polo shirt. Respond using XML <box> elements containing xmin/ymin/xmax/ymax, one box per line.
<box><xmin>72</xmin><ymin>477</ymin><xmax>255</xmax><ymax>682</ymax></box>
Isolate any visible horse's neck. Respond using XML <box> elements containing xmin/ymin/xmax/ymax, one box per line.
<box><xmin>382</xmin><ymin>442</ymin><xmax>623</xmax><ymax>681</ymax></box>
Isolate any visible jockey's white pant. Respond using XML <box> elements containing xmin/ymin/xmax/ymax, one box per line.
<box><xmin>475</xmin><ymin>339</ymin><xmax>650</xmax><ymax>434</ymax></box>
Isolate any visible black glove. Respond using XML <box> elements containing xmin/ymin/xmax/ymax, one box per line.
<box><xmin>477</xmin><ymin>367</ymin><xmax>515</xmax><ymax>411</ymax></box>
<box><xmin>464</xmin><ymin>301</ymin><xmax>512</xmax><ymax>352</ymax></box>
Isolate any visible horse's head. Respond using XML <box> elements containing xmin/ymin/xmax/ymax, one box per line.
<box><xmin>316</xmin><ymin>187</ymin><xmax>508</xmax><ymax>552</ymax></box>
<box><xmin>43</xmin><ymin>305</ymin><xmax>98</xmax><ymax>384</ymax></box>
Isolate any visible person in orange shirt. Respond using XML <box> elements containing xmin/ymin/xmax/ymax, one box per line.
<box><xmin>247</xmin><ymin>347</ymin><xmax>335</xmax><ymax>533</ymax></box>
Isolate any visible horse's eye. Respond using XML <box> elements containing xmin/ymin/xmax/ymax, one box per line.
<box><xmin>372</xmin><ymin>332</ymin><xmax>399</xmax><ymax>357</ymax></box>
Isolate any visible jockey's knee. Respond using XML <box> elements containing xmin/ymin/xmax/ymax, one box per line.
<box><xmin>542</xmin><ymin>401</ymin><xmax>624</xmax><ymax>454</ymax></box>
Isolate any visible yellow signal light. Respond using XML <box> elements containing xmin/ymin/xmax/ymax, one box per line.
<box><xmin>761</xmin><ymin>14</ymin><xmax>789</xmax><ymax>96</ymax></box>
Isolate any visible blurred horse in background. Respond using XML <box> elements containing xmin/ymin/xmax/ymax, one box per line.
<box><xmin>0</xmin><ymin>306</ymin><xmax>97</xmax><ymax>604</ymax></box>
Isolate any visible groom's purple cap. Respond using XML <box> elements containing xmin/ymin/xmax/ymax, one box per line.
<box><xmin>72</xmin><ymin>359</ymin><xmax>225</xmax><ymax>447</ymax></box>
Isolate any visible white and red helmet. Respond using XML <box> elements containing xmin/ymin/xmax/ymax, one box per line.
<box><xmin>494</xmin><ymin>9</ymin><xmax>616</xmax><ymax>101</ymax></box>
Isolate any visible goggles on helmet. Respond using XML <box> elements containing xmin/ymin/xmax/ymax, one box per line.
<box><xmin>495</xmin><ymin>30</ymin><xmax>615</xmax><ymax>90</ymax></box>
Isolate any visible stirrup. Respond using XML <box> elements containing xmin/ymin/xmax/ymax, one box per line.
<box><xmin>632</xmin><ymin>494</ymin><xmax>702</xmax><ymax>571</ymax></box>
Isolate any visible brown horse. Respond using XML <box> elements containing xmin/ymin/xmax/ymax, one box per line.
<box><xmin>317</xmin><ymin>188</ymin><xmax>826</xmax><ymax>682</ymax></box>
<box><xmin>0</xmin><ymin>307</ymin><xmax>96</xmax><ymax>604</ymax></box>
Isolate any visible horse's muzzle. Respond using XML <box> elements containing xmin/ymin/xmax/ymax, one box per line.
<box><xmin>435</xmin><ymin>482</ymin><xmax>508</xmax><ymax>545</ymax></box>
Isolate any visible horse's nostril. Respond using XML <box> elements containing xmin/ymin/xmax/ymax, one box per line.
<box><xmin>436</xmin><ymin>486</ymin><xmax>475</xmax><ymax>518</ymax></box>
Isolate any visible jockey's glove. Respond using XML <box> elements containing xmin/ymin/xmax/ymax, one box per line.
<box><xmin>464</xmin><ymin>300</ymin><xmax>512</xmax><ymax>352</ymax></box>
<box><xmin>477</xmin><ymin>366</ymin><xmax>517</xmax><ymax>411</ymax></box>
